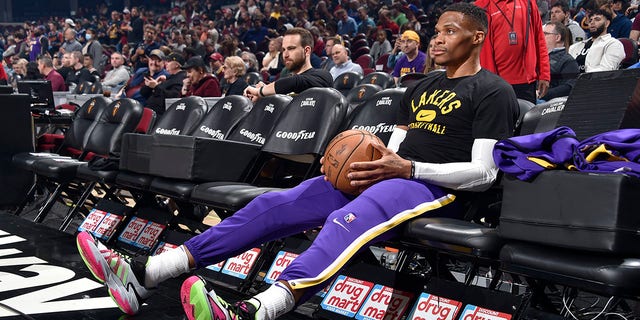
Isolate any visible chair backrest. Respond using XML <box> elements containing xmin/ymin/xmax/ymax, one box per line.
<box><xmin>514</xmin><ymin>98</ymin><xmax>535</xmax><ymax>134</ymax></box>
<box><xmin>346</xmin><ymin>87</ymin><xmax>406</xmax><ymax>144</ymax></box>
<box><xmin>84</xmin><ymin>98</ymin><xmax>144</xmax><ymax>157</ymax></box>
<box><xmin>398</xmin><ymin>72</ymin><xmax>428</xmax><ymax>87</ymax></box>
<box><xmin>351</xmin><ymin>39</ymin><xmax>369</xmax><ymax>52</ymax></box>
<box><xmin>63</xmin><ymin>96</ymin><xmax>112</xmax><ymax>151</ymax></box>
<box><xmin>618</xmin><ymin>38</ymin><xmax>639</xmax><ymax>68</ymax></box>
<box><xmin>151</xmin><ymin>96</ymin><xmax>208</xmax><ymax>136</ymax></box>
<box><xmin>226</xmin><ymin>94</ymin><xmax>292</xmax><ymax>145</ymax></box>
<box><xmin>359</xmin><ymin>71</ymin><xmax>395</xmax><ymax>89</ymax></box>
<box><xmin>519</xmin><ymin>97</ymin><xmax>568</xmax><ymax>136</ymax></box>
<box><xmin>375</xmin><ymin>53</ymin><xmax>391</xmax><ymax>73</ymax></box>
<box><xmin>89</xmin><ymin>81</ymin><xmax>103</xmax><ymax>94</ymax></box>
<box><xmin>74</xmin><ymin>81</ymin><xmax>92</xmax><ymax>94</ymax></box>
<box><xmin>355</xmin><ymin>54</ymin><xmax>374</xmax><ymax>70</ymax></box>
<box><xmin>262</xmin><ymin>87</ymin><xmax>348</xmax><ymax>162</ymax></box>
<box><xmin>352</xmin><ymin>46</ymin><xmax>370</xmax><ymax>59</ymax></box>
<box><xmin>245</xmin><ymin>72</ymin><xmax>262</xmax><ymax>85</ymax></box>
<box><xmin>192</xmin><ymin>95</ymin><xmax>253</xmax><ymax>139</ymax></box>
<box><xmin>135</xmin><ymin>107</ymin><xmax>157</xmax><ymax>134</ymax></box>
<box><xmin>345</xmin><ymin>83</ymin><xmax>383</xmax><ymax>114</ymax></box>
<box><xmin>332</xmin><ymin>71</ymin><xmax>363</xmax><ymax>96</ymax></box>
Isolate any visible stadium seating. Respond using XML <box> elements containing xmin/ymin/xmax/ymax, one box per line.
<box><xmin>344</xmin><ymin>83</ymin><xmax>383</xmax><ymax>115</ymax></box>
<box><xmin>358</xmin><ymin>71</ymin><xmax>395</xmax><ymax>89</ymax></box>
<box><xmin>332</xmin><ymin>71</ymin><xmax>363</xmax><ymax>96</ymax></box>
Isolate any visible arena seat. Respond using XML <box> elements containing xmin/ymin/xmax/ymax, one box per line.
<box><xmin>344</xmin><ymin>87</ymin><xmax>405</xmax><ymax>144</ymax></box>
<box><xmin>354</xmin><ymin>54</ymin><xmax>374</xmax><ymax>70</ymax></box>
<box><xmin>74</xmin><ymin>81</ymin><xmax>93</xmax><ymax>94</ymax></box>
<box><xmin>358</xmin><ymin>71</ymin><xmax>395</xmax><ymax>89</ymax></box>
<box><xmin>27</xmin><ymin>98</ymin><xmax>144</xmax><ymax>223</ymax></box>
<box><xmin>618</xmin><ymin>38</ymin><xmax>639</xmax><ymax>69</ymax></box>
<box><xmin>245</xmin><ymin>72</ymin><xmax>262</xmax><ymax>85</ymax></box>
<box><xmin>344</xmin><ymin>83</ymin><xmax>382</xmax><ymax>114</ymax></box>
<box><xmin>332</xmin><ymin>71</ymin><xmax>363</xmax><ymax>96</ymax></box>
<box><xmin>398</xmin><ymin>72</ymin><xmax>428</xmax><ymax>87</ymax></box>
<box><xmin>189</xmin><ymin>87</ymin><xmax>348</xmax><ymax>212</ymax></box>
<box><xmin>375</xmin><ymin>53</ymin><xmax>392</xmax><ymax>73</ymax></box>
<box><xmin>89</xmin><ymin>81</ymin><xmax>103</xmax><ymax>94</ymax></box>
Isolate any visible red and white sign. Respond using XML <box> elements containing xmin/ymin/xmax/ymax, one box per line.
<box><xmin>320</xmin><ymin>275</ymin><xmax>374</xmax><ymax>317</ymax></box>
<box><xmin>459</xmin><ymin>305</ymin><xmax>512</xmax><ymax>320</ymax></box>
<box><xmin>135</xmin><ymin>221</ymin><xmax>166</xmax><ymax>250</ymax></box>
<box><xmin>264</xmin><ymin>251</ymin><xmax>299</xmax><ymax>284</ymax></box>
<box><xmin>153</xmin><ymin>241</ymin><xmax>179</xmax><ymax>255</ymax></box>
<box><xmin>93</xmin><ymin>213</ymin><xmax>124</xmax><ymax>241</ymax></box>
<box><xmin>78</xmin><ymin>209</ymin><xmax>107</xmax><ymax>233</ymax></box>
<box><xmin>355</xmin><ymin>284</ymin><xmax>414</xmax><ymax>320</ymax></box>
<box><xmin>206</xmin><ymin>260</ymin><xmax>226</xmax><ymax>272</ymax></box>
<box><xmin>118</xmin><ymin>216</ymin><xmax>148</xmax><ymax>245</ymax></box>
<box><xmin>407</xmin><ymin>293</ymin><xmax>462</xmax><ymax>320</ymax></box>
<box><xmin>221</xmin><ymin>248</ymin><xmax>261</xmax><ymax>279</ymax></box>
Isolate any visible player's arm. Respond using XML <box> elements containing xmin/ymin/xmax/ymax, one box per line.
<box><xmin>386</xmin><ymin>125</ymin><xmax>408</xmax><ymax>152</ymax></box>
<box><xmin>348</xmin><ymin>138</ymin><xmax>499</xmax><ymax>192</ymax></box>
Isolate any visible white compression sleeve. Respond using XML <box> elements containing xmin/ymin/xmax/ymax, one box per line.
<box><xmin>386</xmin><ymin>127</ymin><xmax>407</xmax><ymax>152</ymax></box>
<box><xmin>413</xmin><ymin>139</ymin><xmax>499</xmax><ymax>192</ymax></box>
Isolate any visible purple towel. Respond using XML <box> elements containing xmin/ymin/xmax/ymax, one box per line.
<box><xmin>573</xmin><ymin>129</ymin><xmax>640</xmax><ymax>178</ymax></box>
<box><xmin>493</xmin><ymin>126</ymin><xmax>578</xmax><ymax>181</ymax></box>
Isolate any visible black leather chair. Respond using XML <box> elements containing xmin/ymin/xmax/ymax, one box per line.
<box><xmin>74</xmin><ymin>81</ymin><xmax>93</xmax><ymax>94</ymax></box>
<box><xmin>333</xmin><ymin>71</ymin><xmax>363</xmax><ymax>97</ymax></box>
<box><xmin>245</xmin><ymin>72</ymin><xmax>262</xmax><ymax>86</ymax></box>
<box><xmin>189</xmin><ymin>87</ymin><xmax>348</xmax><ymax>212</ymax></box>
<box><xmin>343</xmin><ymin>87</ymin><xmax>405</xmax><ymax>144</ymax></box>
<box><xmin>28</xmin><ymin>98</ymin><xmax>144</xmax><ymax>224</ymax></box>
<box><xmin>344</xmin><ymin>83</ymin><xmax>383</xmax><ymax>115</ymax></box>
<box><xmin>397</xmin><ymin>73</ymin><xmax>428</xmax><ymax>87</ymax></box>
<box><xmin>358</xmin><ymin>71</ymin><xmax>395</xmax><ymax>89</ymax></box>
<box><xmin>89</xmin><ymin>81</ymin><xmax>103</xmax><ymax>94</ymax></box>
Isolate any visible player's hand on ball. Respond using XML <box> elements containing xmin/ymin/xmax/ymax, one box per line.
<box><xmin>348</xmin><ymin>142</ymin><xmax>412</xmax><ymax>188</ymax></box>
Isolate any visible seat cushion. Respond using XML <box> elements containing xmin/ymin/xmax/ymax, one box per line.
<box><xmin>402</xmin><ymin>218</ymin><xmax>502</xmax><ymax>258</ymax></box>
<box><xmin>149</xmin><ymin>178</ymin><xmax>196</xmax><ymax>200</ymax></box>
<box><xmin>12</xmin><ymin>152</ymin><xmax>70</xmax><ymax>171</ymax></box>
<box><xmin>33</xmin><ymin>158</ymin><xmax>85</xmax><ymax>180</ymax></box>
<box><xmin>190</xmin><ymin>182</ymin><xmax>283</xmax><ymax>211</ymax></box>
<box><xmin>500</xmin><ymin>242</ymin><xmax>640</xmax><ymax>297</ymax></box>
<box><xmin>76</xmin><ymin>163</ymin><xmax>119</xmax><ymax>183</ymax></box>
<box><xmin>115</xmin><ymin>171</ymin><xmax>154</xmax><ymax>190</ymax></box>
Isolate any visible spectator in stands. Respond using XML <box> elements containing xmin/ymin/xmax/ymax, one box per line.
<box><xmin>82</xmin><ymin>29</ymin><xmax>105</xmax><ymax>74</ymax></box>
<box><xmin>37</xmin><ymin>55</ymin><xmax>65</xmax><ymax>91</ymax></box>
<box><xmin>392</xmin><ymin>30</ymin><xmax>426</xmax><ymax>84</ymax></box>
<box><xmin>423</xmin><ymin>35</ymin><xmax>444</xmax><ymax>73</ymax></box>
<box><xmin>378</xmin><ymin>9</ymin><xmax>400</xmax><ymax>35</ymax></box>
<box><xmin>107</xmin><ymin>11</ymin><xmax>122</xmax><ymax>46</ymax></box>
<box><xmin>569</xmin><ymin>9</ymin><xmax>625</xmax><ymax>72</ymax></box>
<box><xmin>370</xmin><ymin>28</ymin><xmax>392</xmax><ymax>63</ymax></box>
<box><xmin>28</xmin><ymin>25</ymin><xmax>48</xmax><ymax>62</ymax></box>
<box><xmin>127</xmin><ymin>7</ymin><xmax>144</xmax><ymax>47</ymax></box>
<box><xmin>244</xmin><ymin>28</ymin><xmax>332</xmax><ymax>102</ymax></box>
<box><xmin>336</xmin><ymin>8</ymin><xmax>358</xmax><ymax>37</ymax></box>
<box><xmin>59</xmin><ymin>28</ymin><xmax>82</xmax><ymax>58</ymax></box>
<box><xmin>391</xmin><ymin>4</ymin><xmax>409</xmax><ymax>28</ymax></box>
<box><xmin>25</xmin><ymin>61</ymin><xmax>42</xmax><ymax>80</ymax></box>
<box><xmin>57</xmin><ymin>52</ymin><xmax>72</xmax><ymax>82</ymax></box>
<box><xmin>209</xmin><ymin>52</ymin><xmax>225</xmax><ymax>79</ymax></box>
<box><xmin>261</xmin><ymin>37</ymin><xmax>284</xmax><ymax>82</ymax></box>
<box><xmin>65</xmin><ymin>51</ymin><xmax>92</xmax><ymax>88</ymax></box>
<box><xmin>221</xmin><ymin>56</ymin><xmax>249</xmax><ymax>96</ymax></box>
<box><xmin>77</xmin><ymin>8</ymin><xmax>517</xmax><ymax>319</ymax></box>
<box><xmin>477</xmin><ymin>0</ymin><xmax>551</xmax><ymax>103</ymax></box>
<box><xmin>241</xmin><ymin>17</ymin><xmax>269</xmax><ymax>44</ymax></box>
<box><xmin>139</xmin><ymin>52</ymin><xmax>186</xmax><ymax>116</ymax></box>
<box><xmin>241</xmin><ymin>51</ymin><xmax>260</xmax><ymax>73</ymax></box>
<box><xmin>541</xmin><ymin>22</ymin><xmax>579</xmax><ymax>101</ymax></box>
<box><xmin>320</xmin><ymin>36</ymin><xmax>338</xmax><ymax>71</ymax></box>
<box><xmin>329</xmin><ymin>44</ymin><xmax>364</xmax><ymax>79</ymax></box>
<box><xmin>605</xmin><ymin>0</ymin><xmax>632</xmax><ymax>38</ymax></box>
<box><xmin>550</xmin><ymin>1</ymin><xmax>587</xmax><ymax>43</ymax></box>
<box><xmin>82</xmin><ymin>54</ymin><xmax>100</xmax><ymax>79</ymax></box>
<box><xmin>181</xmin><ymin>55</ymin><xmax>221</xmax><ymax>97</ymax></box>
<box><xmin>118</xmin><ymin>49</ymin><xmax>169</xmax><ymax>104</ymax></box>
<box><xmin>131</xmin><ymin>26</ymin><xmax>161</xmax><ymax>71</ymax></box>
<box><xmin>357</xmin><ymin>7</ymin><xmax>376</xmax><ymax>35</ymax></box>
<box><xmin>102</xmin><ymin>52</ymin><xmax>130</xmax><ymax>92</ymax></box>
<box><xmin>47</xmin><ymin>22</ymin><xmax>62</xmax><ymax>55</ymax></box>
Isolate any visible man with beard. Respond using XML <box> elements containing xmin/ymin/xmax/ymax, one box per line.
<box><xmin>569</xmin><ymin>9</ymin><xmax>624</xmax><ymax>73</ymax></box>
<box><xmin>130</xmin><ymin>26</ymin><xmax>161</xmax><ymax>71</ymax></box>
<box><xmin>243</xmin><ymin>28</ymin><xmax>332</xmax><ymax>102</ymax></box>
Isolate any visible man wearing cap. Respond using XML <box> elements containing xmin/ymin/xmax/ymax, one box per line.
<box><xmin>392</xmin><ymin>30</ymin><xmax>426</xmax><ymax>84</ymax></box>
<box><xmin>140</xmin><ymin>52</ymin><xmax>187</xmax><ymax>115</ymax></box>
<box><xmin>209</xmin><ymin>52</ymin><xmax>225</xmax><ymax>79</ymax></box>
<box><xmin>244</xmin><ymin>28</ymin><xmax>332</xmax><ymax>102</ymax></box>
<box><xmin>118</xmin><ymin>49</ymin><xmax>169</xmax><ymax>104</ymax></box>
<box><xmin>102</xmin><ymin>52</ymin><xmax>130</xmax><ymax>91</ymax></box>
<box><xmin>181</xmin><ymin>55</ymin><xmax>221</xmax><ymax>97</ymax></box>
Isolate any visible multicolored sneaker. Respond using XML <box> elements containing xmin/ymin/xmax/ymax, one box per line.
<box><xmin>180</xmin><ymin>275</ymin><xmax>258</xmax><ymax>320</ymax></box>
<box><xmin>75</xmin><ymin>231</ymin><xmax>155</xmax><ymax>315</ymax></box>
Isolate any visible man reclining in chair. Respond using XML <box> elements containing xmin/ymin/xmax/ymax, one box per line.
<box><xmin>76</xmin><ymin>5</ymin><xmax>518</xmax><ymax>319</ymax></box>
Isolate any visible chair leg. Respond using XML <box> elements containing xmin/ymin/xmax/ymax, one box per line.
<box><xmin>13</xmin><ymin>181</ymin><xmax>38</xmax><ymax>216</ymax></box>
<box><xmin>59</xmin><ymin>181</ymin><xmax>96</xmax><ymax>231</ymax></box>
<box><xmin>33</xmin><ymin>183</ymin><xmax>65</xmax><ymax>223</ymax></box>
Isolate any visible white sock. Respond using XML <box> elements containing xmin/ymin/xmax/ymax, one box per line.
<box><xmin>248</xmin><ymin>282</ymin><xmax>295</xmax><ymax>320</ymax></box>
<box><xmin>144</xmin><ymin>246</ymin><xmax>190</xmax><ymax>288</ymax></box>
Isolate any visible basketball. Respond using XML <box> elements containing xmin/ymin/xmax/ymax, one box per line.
<box><xmin>323</xmin><ymin>129</ymin><xmax>384</xmax><ymax>195</ymax></box>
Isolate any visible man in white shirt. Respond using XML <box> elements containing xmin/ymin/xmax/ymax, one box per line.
<box><xmin>569</xmin><ymin>9</ymin><xmax>625</xmax><ymax>73</ymax></box>
<box><xmin>329</xmin><ymin>44</ymin><xmax>363</xmax><ymax>80</ymax></box>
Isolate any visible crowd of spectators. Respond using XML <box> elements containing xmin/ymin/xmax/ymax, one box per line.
<box><xmin>0</xmin><ymin>0</ymin><xmax>638</xmax><ymax>114</ymax></box>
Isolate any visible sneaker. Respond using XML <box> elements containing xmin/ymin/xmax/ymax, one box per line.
<box><xmin>180</xmin><ymin>275</ymin><xmax>257</xmax><ymax>320</ymax></box>
<box><xmin>75</xmin><ymin>231</ymin><xmax>155</xmax><ymax>315</ymax></box>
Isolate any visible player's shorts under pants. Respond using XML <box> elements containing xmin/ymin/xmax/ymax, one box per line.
<box><xmin>184</xmin><ymin>176</ymin><xmax>460</xmax><ymax>301</ymax></box>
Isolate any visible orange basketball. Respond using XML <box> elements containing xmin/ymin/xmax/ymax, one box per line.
<box><xmin>323</xmin><ymin>129</ymin><xmax>384</xmax><ymax>195</ymax></box>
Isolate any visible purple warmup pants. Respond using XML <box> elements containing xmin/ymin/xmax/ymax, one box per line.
<box><xmin>184</xmin><ymin>176</ymin><xmax>459</xmax><ymax>302</ymax></box>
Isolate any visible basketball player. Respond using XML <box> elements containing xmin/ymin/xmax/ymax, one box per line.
<box><xmin>76</xmin><ymin>3</ymin><xmax>518</xmax><ymax>319</ymax></box>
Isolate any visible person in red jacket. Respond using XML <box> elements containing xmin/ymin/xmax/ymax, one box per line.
<box><xmin>180</xmin><ymin>56</ymin><xmax>221</xmax><ymax>97</ymax></box>
<box><xmin>475</xmin><ymin>0</ymin><xmax>551</xmax><ymax>103</ymax></box>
